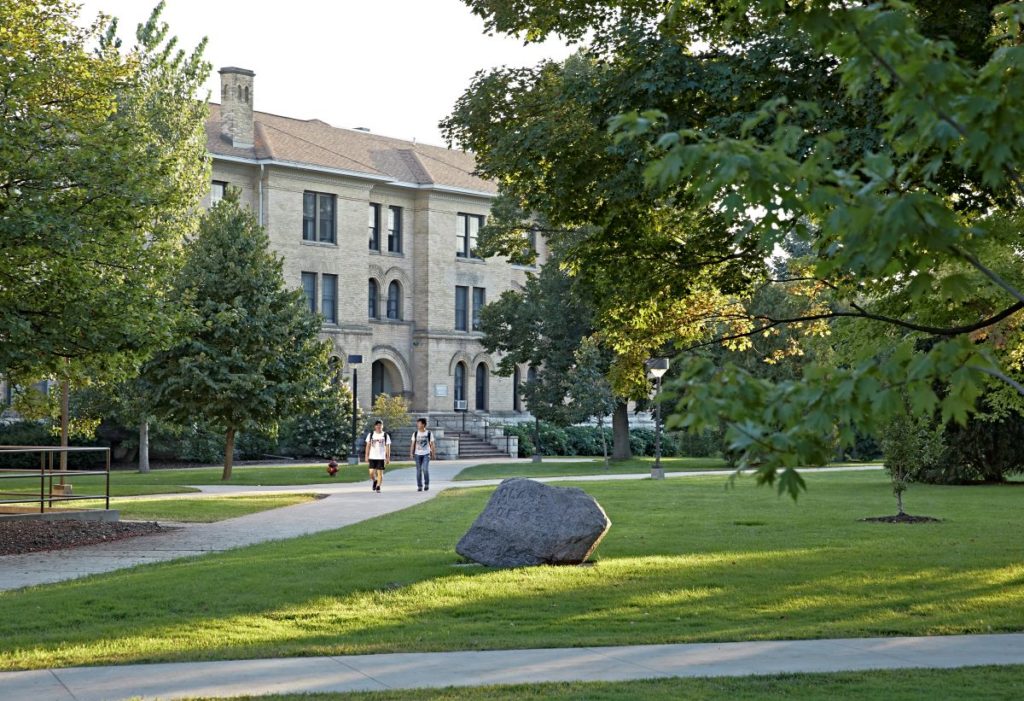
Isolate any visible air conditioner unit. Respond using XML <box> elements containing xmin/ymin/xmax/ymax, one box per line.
<box><xmin>454</xmin><ymin>400</ymin><xmax>468</xmax><ymax>411</ymax></box>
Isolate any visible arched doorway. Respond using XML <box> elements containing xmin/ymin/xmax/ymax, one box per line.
<box><xmin>371</xmin><ymin>359</ymin><xmax>403</xmax><ymax>400</ymax></box>
<box><xmin>475</xmin><ymin>363</ymin><xmax>489</xmax><ymax>411</ymax></box>
<box><xmin>513</xmin><ymin>366</ymin><xmax>522</xmax><ymax>412</ymax></box>
<box><xmin>454</xmin><ymin>362</ymin><xmax>467</xmax><ymax>410</ymax></box>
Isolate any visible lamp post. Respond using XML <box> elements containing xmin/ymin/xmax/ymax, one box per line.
<box><xmin>347</xmin><ymin>354</ymin><xmax>363</xmax><ymax>464</ymax></box>
<box><xmin>645</xmin><ymin>357</ymin><xmax>670</xmax><ymax>480</ymax></box>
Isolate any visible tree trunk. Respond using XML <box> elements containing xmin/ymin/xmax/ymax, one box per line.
<box><xmin>138</xmin><ymin>421</ymin><xmax>150</xmax><ymax>473</ymax></box>
<box><xmin>612</xmin><ymin>401</ymin><xmax>632</xmax><ymax>460</ymax></box>
<box><xmin>895</xmin><ymin>485</ymin><xmax>905</xmax><ymax>516</ymax></box>
<box><xmin>222</xmin><ymin>426</ymin><xmax>235</xmax><ymax>480</ymax></box>
<box><xmin>599</xmin><ymin>416</ymin><xmax>609</xmax><ymax>469</ymax></box>
<box><xmin>59</xmin><ymin>376</ymin><xmax>70</xmax><ymax>473</ymax></box>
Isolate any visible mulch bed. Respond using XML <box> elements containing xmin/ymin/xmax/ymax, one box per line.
<box><xmin>860</xmin><ymin>513</ymin><xmax>942</xmax><ymax>524</ymax></box>
<box><xmin>0</xmin><ymin>519</ymin><xmax>170</xmax><ymax>556</ymax></box>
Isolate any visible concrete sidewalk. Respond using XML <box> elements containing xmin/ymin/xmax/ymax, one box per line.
<box><xmin>0</xmin><ymin>463</ymin><xmax>880</xmax><ymax>592</ymax></box>
<box><xmin>2</xmin><ymin>633</ymin><xmax>1021</xmax><ymax>700</ymax></box>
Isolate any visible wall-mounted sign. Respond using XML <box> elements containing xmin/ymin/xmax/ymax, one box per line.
<box><xmin>434</xmin><ymin>384</ymin><xmax>449</xmax><ymax>397</ymax></box>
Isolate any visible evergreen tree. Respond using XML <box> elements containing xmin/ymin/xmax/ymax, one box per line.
<box><xmin>146</xmin><ymin>193</ymin><xmax>330</xmax><ymax>479</ymax></box>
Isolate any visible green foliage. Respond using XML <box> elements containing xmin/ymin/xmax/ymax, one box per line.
<box><xmin>0</xmin><ymin>0</ymin><xmax>210</xmax><ymax>381</ymax></box>
<box><xmin>453</xmin><ymin>0</ymin><xmax>1024</xmax><ymax>499</ymax></box>
<box><xmin>928</xmin><ymin>410</ymin><xmax>1024</xmax><ymax>484</ymax></box>
<box><xmin>279</xmin><ymin>382</ymin><xmax>360</xmax><ymax>459</ymax></box>
<box><xmin>499</xmin><ymin>423</ymin><xmax>535</xmax><ymax>458</ymax></box>
<box><xmin>145</xmin><ymin>194</ymin><xmax>330</xmax><ymax>476</ymax></box>
<box><xmin>878</xmin><ymin>403</ymin><xmax>945</xmax><ymax>515</ymax></box>
<box><xmin>368</xmin><ymin>394</ymin><xmax>411</xmax><ymax>434</ymax></box>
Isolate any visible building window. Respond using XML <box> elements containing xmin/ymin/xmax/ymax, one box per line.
<box><xmin>456</xmin><ymin>213</ymin><xmax>484</xmax><ymax>258</ymax></box>
<box><xmin>386</xmin><ymin>281</ymin><xmax>401</xmax><ymax>320</ymax></box>
<box><xmin>301</xmin><ymin>272</ymin><xmax>317</xmax><ymax>314</ymax></box>
<box><xmin>368</xmin><ymin>279</ymin><xmax>379</xmax><ymax>319</ymax></box>
<box><xmin>454</xmin><ymin>362</ymin><xmax>466</xmax><ymax>409</ymax></box>
<box><xmin>472</xmin><ymin>287</ymin><xmax>486</xmax><ymax>331</ymax></box>
<box><xmin>321</xmin><ymin>274</ymin><xmax>338</xmax><ymax>325</ymax></box>
<box><xmin>387</xmin><ymin>206</ymin><xmax>403</xmax><ymax>253</ymax></box>
<box><xmin>211</xmin><ymin>180</ymin><xmax>228</xmax><ymax>205</ymax></box>
<box><xmin>369</xmin><ymin>203</ymin><xmax>381</xmax><ymax>251</ymax></box>
<box><xmin>475</xmin><ymin>363</ymin><xmax>488</xmax><ymax>411</ymax></box>
<box><xmin>513</xmin><ymin>366</ymin><xmax>522</xmax><ymax>412</ymax></box>
<box><xmin>455</xmin><ymin>285</ymin><xmax>468</xmax><ymax>331</ymax></box>
<box><xmin>303</xmin><ymin>191</ymin><xmax>336</xmax><ymax>243</ymax></box>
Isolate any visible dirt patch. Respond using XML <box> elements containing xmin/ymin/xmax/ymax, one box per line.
<box><xmin>860</xmin><ymin>513</ymin><xmax>942</xmax><ymax>524</ymax></box>
<box><xmin>0</xmin><ymin>519</ymin><xmax>171</xmax><ymax>556</ymax></box>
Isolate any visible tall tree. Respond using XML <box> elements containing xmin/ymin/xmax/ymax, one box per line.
<box><xmin>146</xmin><ymin>194</ymin><xmax>330</xmax><ymax>479</ymax></box>
<box><xmin>455</xmin><ymin>0</ymin><xmax>1024</xmax><ymax>496</ymax></box>
<box><xmin>0</xmin><ymin>1</ymin><xmax>210</xmax><ymax>465</ymax></box>
<box><xmin>478</xmin><ymin>249</ymin><xmax>634</xmax><ymax>458</ymax></box>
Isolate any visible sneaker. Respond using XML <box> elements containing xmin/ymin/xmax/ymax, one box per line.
<box><xmin>371</xmin><ymin>482</ymin><xmax>377</xmax><ymax>492</ymax></box>
<box><xmin>417</xmin><ymin>487</ymin><xmax>422</xmax><ymax>492</ymax></box>
<box><xmin>424</xmin><ymin>486</ymin><xmax>429</xmax><ymax>491</ymax></box>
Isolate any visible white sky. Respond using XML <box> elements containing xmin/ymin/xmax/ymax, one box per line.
<box><xmin>76</xmin><ymin>0</ymin><xmax>573</xmax><ymax>147</ymax></box>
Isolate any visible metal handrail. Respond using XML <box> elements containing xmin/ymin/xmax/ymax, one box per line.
<box><xmin>0</xmin><ymin>446</ymin><xmax>111</xmax><ymax>514</ymax></box>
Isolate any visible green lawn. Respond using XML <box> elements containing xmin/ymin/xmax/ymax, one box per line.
<box><xmin>105</xmin><ymin>494</ymin><xmax>322</xmax><ymax>522</ymax></box>
<box><xmin>194</xmin><ymin>665</ymin><xmax>1024</xmax><ymax>701</ymax></box>
<box><xmin>0</xmin><ymin>463</ymin><xmax>410</xmax><ymax>498</ymax></box>
<box><xmin>453</xmin><ymin>456</ymin><xmax>729</xmax><ymax>480</ymax></box>
<box><xmin>1</xmin><ymin>471</ymin><xmax>1022</xmax><ymax>671</ymax></box>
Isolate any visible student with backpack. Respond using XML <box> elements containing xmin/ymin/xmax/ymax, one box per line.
<box><xmin>409</xmin><ymin>417</ymin><xmax>436</xmax><ymax>492</ymax></box>
<box><xmin>364</xmin><ymin>420</ymin><xmax>391</xmax><ymax>493</ymax></box>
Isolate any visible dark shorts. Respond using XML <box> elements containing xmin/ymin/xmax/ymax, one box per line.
<box><xmin>369</xmin><ymin>459</ymin><xmax>386</xmax><ymax>470</ymax></box>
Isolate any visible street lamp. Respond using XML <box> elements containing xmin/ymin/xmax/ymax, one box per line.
<box><xmin>347</xmin><ymin>354</ymin><xmax>363</xmax><ymax>465</ymax></box>
<box><xmin>645</xmin><ymin>357</ymin><xmax>670</xmax><ymax>480</ymax></box>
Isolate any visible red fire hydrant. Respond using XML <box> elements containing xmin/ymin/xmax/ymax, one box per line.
<box><xmin>326</xmin><ymin>458</ymin><xmax>339</xmax><ymax>477</ymax></box>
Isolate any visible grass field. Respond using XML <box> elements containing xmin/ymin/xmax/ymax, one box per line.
<box><xmin>1</xmin><ymin>471</ymin><xmax>1022</xmax><ymax>671</ymax></box>
<box><xmin>453</xmin><ymin>456</ymin><xmax>729</xmax><ymax>480</ymax></box>
<box><xmin>0</xmin><ymin>463</ymin><xmax>411</xmax><ymax>498</ymax></box>
<box><xmin>104</xmin><ymin>493</ymin><xmax>322</xmax><ymax>522</ymax></box>
<box><xmin>194</xmin><ymin>665</ymin><xmax>1024</xmax><ymax>701</ymax></box>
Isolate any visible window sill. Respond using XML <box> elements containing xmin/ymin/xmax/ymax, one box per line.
<box><xmin>302</xmin><ymin>240</ymin><xmax>338</xmax><ymax>248</ymax></box>
<box><xmin>370</xmin><ymin>250</ymin><xmax>405</xmax><ymax>258</ymax></box>
<box><xmin>509</xmin><ymin>263</ymin><xmax>538</xmax><ymax>271</ymax></box>
<box><xmin>455</xmin><ymin>256</ymin><xmax>486</xmax><ymax>265</ymax></box>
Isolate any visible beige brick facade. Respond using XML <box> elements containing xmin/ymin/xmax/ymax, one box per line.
<box><xmin>204</xmin><ymin>68</ymin><xmax>543</xmax><ymax>418</ymax></box>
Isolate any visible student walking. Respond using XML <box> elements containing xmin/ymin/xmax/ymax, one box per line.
<box><xmin>364</xmin><ymin>420</ymin><xmax>391</xmax><ymax>492</ymax></box>
<box><xmin>409</xmin><ymin>417</ymin><xmax>436</xmax><ymax>492</ymax></box>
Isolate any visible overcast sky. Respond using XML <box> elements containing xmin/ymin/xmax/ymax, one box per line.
<box><xmin>76</xmin><ymin>0</ymin><xmax>572</xmax><ymax>147</ymax></box>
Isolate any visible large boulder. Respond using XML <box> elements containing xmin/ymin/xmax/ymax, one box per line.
<box><xmin>456</xmin><ymin>478</ymin><xmax>611</xmax><ymax>567</ymax></box>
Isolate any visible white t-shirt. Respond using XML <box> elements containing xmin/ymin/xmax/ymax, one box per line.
<box><xmin>412</xmin><ymin>430</ymin><xmax>433</xmax><ymax>456</ymax></box>
<box><xmin>366</xmin><ymin>430</ymin><xmax>391</xmax><ymax>460</ymax></box>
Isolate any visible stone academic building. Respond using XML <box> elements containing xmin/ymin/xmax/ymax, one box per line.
<box><xmin>205</xmin><ymin>67</ymin><xmax>541</xmax><ymax>428</ymax></box>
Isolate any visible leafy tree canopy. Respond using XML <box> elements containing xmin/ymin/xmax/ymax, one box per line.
<box><xmin>453</xmin><ymin>0</ymin><xmax>1024</xmax><ymax>496</ymax></box>
<box><xmin>0</xmin><ymin>0</ymin><xmax>211</xmax><ymax>381</ymax></box>
<box><xmin>145</xmin><ymin>193</ymin><xmax>330</xmax><ymax>478</ymax></box>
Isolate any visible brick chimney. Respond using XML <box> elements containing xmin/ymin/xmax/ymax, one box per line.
<box><xmin>218</xmin><ymin>67</ymin><xmax>255</xmax><ymax>148</ymax></box>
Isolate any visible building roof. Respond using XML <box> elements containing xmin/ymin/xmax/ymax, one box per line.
<box><xmin>206</xmin><ymin>103</ymin><xmax>496</xmax><ymax>196</ymax></box>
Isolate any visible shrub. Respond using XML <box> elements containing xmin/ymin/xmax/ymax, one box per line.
<box><xmin>878</xmin><ymin>407</ymin><xmax>945</xmax><ymax>514</ymax></box>
<box><xmin>279</xmin><ymin>383</ymin><xmax>359</xmax><ymax>459</ymax></box>
<box><xmin>0</xmin><ymin>420</ymin><xmax>107</xmax><ymax>468</ymax></box>
<box><xmin>500</xmin><ymin>423</ymin><xmax>535</xmax><ymax>458</ymax></box>
<box><xmin>927</xmin><ymin>412</ymin><xmax>1024</xmax><ymax>484</ymax></box>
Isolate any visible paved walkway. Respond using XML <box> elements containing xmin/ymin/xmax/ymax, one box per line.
<box><xmin>2</xmin><ymin>633</ymin><xmax>1021</xmax><ymax>700</ymax></box>
<box><xmin>0</xmin><ymin>462</ymin><xmax>880</xmax><ymax>591</ymax></box>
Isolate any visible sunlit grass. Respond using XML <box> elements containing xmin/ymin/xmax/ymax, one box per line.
<box><xmin>97</xmin><ymin>493</ymin><xmax>321</xmax><ymax>522</ymax></box>
<box><xmin>0</xmin><ymin>463</ymin><xmax>411</xmax><ymax>497</ymax></box>
<box><xmin>1</xmin><ymin>472</ymin><xmax>1022</xmax><ymax>671</ymax></box>
<box><xmin>454</xmin><ymin>456</ymin><xmax>729</xmax><ymax>480</ymax></box>
<box><xmin>193</xmin><ymin>665</ymin><xmax>1024</xmax><ymax>701</ymax></box>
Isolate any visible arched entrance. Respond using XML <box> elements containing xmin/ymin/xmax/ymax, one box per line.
<box><xmin>454</xmin><ymin>362</ymin><xmax>467</xmax><ymax>410</ymax></box>
<box><xmin>371</xmin><ymin>359</ymin><xmax>403</xmax><ymax>400</ymax></box>
<box><xmin>475</xmin><ymin>363</ymin><xmax>489</xmax><ymax>411</ymax></box>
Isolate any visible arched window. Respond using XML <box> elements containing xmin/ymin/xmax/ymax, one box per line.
<box><xmin>513</xmin><ymin>366</ymin><xmax>522</xmax><ymax>412</ymax></box>
<box><xmin>387</xmin><ymin>281</ymin><xmax>401</xmax><ymax>320</ymax></box>
<box><xmin>475</xmin><ymin>363</ymin><xmax>489</xmax><ymax>411</ymax></box>
<box><xmin>244</xmin><ymin>86</ymin><xmax>250</xmax><ymax>103</ymax></box>
<box><xmin>454</xmin><ymin>362</ymin><xmax>466</xmax><ymax>410</ymax></box>
<box><xmin>368</xmin><ymin>279</ymin><xmax>379</xmax><ymax>319</ymax></box>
